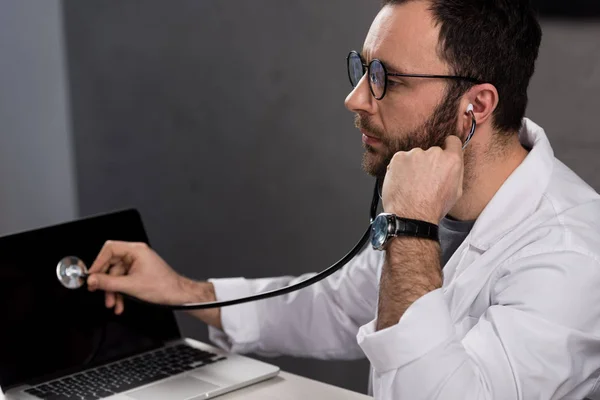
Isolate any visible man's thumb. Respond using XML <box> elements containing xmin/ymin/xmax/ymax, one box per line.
<box><xmin>87</xmin><ymin>273</ymin><xmax>126</xmax><ymax>293</ymax></box>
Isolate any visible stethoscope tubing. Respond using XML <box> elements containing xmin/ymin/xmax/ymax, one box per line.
<box><xmin>160</xmin><ymin>113</ymin><xmax>476</xmax><ymax>310</ymax></box>
<box><xmin>134</xmin><ymin>181</ymin><xmax>381</xmax><ymax>310</ymax></box>
<box><xmin>63</xmin><ymin>114</ymin><xmax>476</xmax><ymax>311</ymax></box>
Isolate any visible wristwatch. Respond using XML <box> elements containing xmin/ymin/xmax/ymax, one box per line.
<box><xmin>371</xmin><ymin>213</ymin><xmax>439</xmax><ymax>251</ymax></box>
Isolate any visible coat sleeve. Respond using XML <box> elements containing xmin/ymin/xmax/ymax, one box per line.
<box><xmin>208</xmin><ymin>247</ymin><xmax>383</xmax><ymax>359</ymax></box>
<box><xmin>357</xmin><ymin>251</ymin><xmax>600</xmax><ymax>400</ymax></box>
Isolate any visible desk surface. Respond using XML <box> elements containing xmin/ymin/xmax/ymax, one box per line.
<box><xmin>1</xmin><ymin>371</ymin><xmax>371</xmax><ymax>400</ymax></box>
<box><xmin>218</xmin><ymin>371</ymin><xmax>371</xmax><ymax>400</ymax></box>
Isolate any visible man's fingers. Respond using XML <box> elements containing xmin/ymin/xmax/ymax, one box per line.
<box><xmin>87</xmin><ymin>273</ymin><xmax>129</xmax><ymax>293</ymax></box>
<box><xmin>106</xmin><ymin>292</ymin><xmax>115</xmax><ymax>308</ymax></box>
<box><xmin>88</xmin><ymin>241</ymin><xmax>138</xmax><ymax>274</ymax></box>
<box><xmin>443</xmin><ymin>135</ymin><xmax>464</xmax><ymax>154</ymax></box>
<box><xmin>115</xmin><ymin>294</ymin><xmax>125</xmax><ymax>315</ymax></box>
<box><xmin>109</xmin><ymin>262</ymin><xmax>127</xmax><ymax>278</ymax></box>
<box><xmin>104</xmin><ymin>263</ymin><xmax>126</xmax><ymax>308</ymax></box>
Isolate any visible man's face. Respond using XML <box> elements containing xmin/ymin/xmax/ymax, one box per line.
<box><xmin>345</xmin><ymin>2</ymin><xmax>463</xmax><ymax>178</ymax></box>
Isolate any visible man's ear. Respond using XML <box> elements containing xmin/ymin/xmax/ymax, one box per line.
<box><xmin>463</xmin><ymin>84</ymin><xmax>499</xmax><ymax>126</ymax></box>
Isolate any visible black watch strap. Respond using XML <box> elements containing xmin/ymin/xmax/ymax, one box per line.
<box><xmin>393</xmin><ymin>216</ymin><xmax>439</xmax><ymax>241</ymax></box>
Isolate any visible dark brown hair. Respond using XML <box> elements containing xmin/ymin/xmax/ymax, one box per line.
<box><xmin>382</xmin><ymin>0</ymin><xmax>542</xmax><ymax>134</ymax></box>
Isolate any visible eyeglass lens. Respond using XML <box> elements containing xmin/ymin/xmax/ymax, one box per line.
<box><xmin>348</xmin><ymin>52</ymin><xmax>364</xmax><ymax>87</ymax></box>
<box><xmin>369</xmin><ymin>61</ymin><xmax>385</xmax><ymax>99</ymax></box>
<box><xmin>347</xmin><ymin>52</ymin><xmax>387</xmax><ymax>100</ymax></box>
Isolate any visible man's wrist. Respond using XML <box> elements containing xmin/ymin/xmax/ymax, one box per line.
<box><xmin>178</xmin><ymin>277</ymin><xmax>223</xmax><ymax>330</ymax></box>
<box><xmin>176</xmin><ymin>276</ymin><xmax>208</xmax><ymax>303</ymax></box>
<box><xmin>385</xmin><ymin>207</ymin><xmax>440</xmax><ymax>226</ymax></box>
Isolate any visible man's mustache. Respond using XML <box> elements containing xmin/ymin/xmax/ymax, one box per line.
<box><xmin>354</xmin><ymin>115</ymin><xmax>385</xmax><ymax>140</ymax></box>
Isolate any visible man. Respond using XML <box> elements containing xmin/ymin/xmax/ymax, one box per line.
<box><xmin>86</xmin><ymin>0</ymin><xmax>600</xmax><ymax>398</ymax></box>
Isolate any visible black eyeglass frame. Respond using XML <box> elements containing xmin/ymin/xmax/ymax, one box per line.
<box><xmin>347</xmin><ymin>50</ymin><xmax>483</xmax><ymax>100</ymax></box>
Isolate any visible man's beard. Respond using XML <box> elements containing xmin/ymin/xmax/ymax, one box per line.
<box><xmin>356</xmin><ymin>89</ymin><xmax>463</xmax><ymax>179</ymax></box>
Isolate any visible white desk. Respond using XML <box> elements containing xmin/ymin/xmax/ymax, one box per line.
<box><xmin>1</xmin><ymin>371</ymin><xmax>371</xmax><ymax>400</ymax></box>
<box><xmin>217</xmin><ymin>371</ymin><xmax>371</xmax><ymax>400</ymax></box>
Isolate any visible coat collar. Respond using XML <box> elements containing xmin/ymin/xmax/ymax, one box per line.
<box><xmin>468</xmin><ymin>118</ymin><xmax>555</xmax><ymax>251</ymax></box>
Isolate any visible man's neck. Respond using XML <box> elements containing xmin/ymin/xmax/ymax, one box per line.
<box><xmin>448</xmin><ymin>134</ymin><xmax>529</xmax><ymax>222</ymax></box>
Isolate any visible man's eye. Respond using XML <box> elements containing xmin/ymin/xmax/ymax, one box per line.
<box><xmin>370</xmin><ymin>73</ymin><xmax>382</xmax><ymax>85</ymax></box>
<box><xmin>387</xmin><ymin>80</ymin><xmax>403</xmax><ymax>88</ymax></box>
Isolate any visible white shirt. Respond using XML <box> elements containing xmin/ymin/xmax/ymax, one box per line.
<box><xmin>209</xmin><ymin>119</ymin><xmax>600</xmax><ymax>400</ymax></box>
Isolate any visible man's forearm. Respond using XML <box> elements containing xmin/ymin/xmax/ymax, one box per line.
<box><xmin>377</xmin><ymin>237</ymin><xmax>442</xmax><ymax>331</ymax></box>
<box><xmin>178</xmin><ymin>277</ymin><xmax>223</xmax><ymax>330</ymax></box>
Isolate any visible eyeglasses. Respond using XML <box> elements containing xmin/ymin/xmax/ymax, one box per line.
<box><xmin>347</xmin><ymin>50</ymin><xmax>483</xmax><ymax>100</ymax></box>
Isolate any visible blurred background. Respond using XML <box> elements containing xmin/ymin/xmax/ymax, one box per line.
<box><xmin>1</xmin><ymin>0</ymin><xmax>599</xmax><ymax>394</ymax></box>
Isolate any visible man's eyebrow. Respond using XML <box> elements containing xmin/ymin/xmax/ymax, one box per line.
<box><xmin>379</xmin><ymin>59</ymin><xmax>409</xmax><ymax>75</ymax></box>
<box><xmin>360</xmin><ymin>50</ymin><xmax>410</xmax><ymax>75</ymax></box>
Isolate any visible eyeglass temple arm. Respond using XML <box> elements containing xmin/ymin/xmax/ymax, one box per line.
<box><xmin>387</xmin><ymin>72</ymin><xmax>481</xmax><ymax>84</ymax></box>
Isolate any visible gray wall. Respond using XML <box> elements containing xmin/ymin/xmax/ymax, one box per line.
<box><xmin>63</xmin><ymin>0</ymin><xmax>379</xmax><ymax>393</ymax></box>
<box><xmin>61</xmin><ymin>0</ymin><xmax>600</xmax><ymax>394</ymax></box>
<box><xmin>0</xmin><ymin>0</ymin><xmax>77</xmax><ymax>235</ymax></box>
<box><xmin>527</xmin><ymin>20</ymin><xmax>600</xmax><ymax>186</ymax></box>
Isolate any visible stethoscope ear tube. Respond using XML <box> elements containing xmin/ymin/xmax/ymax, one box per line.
<box><xmin>462</xmin><ymin>107</ymin><xmax>477</xmax><ymax>150</ymax></box>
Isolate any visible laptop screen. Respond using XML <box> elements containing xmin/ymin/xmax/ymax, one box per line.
<box><xmin>0</xmin><ymin>210</ymin><xmax>181</xmax><ymax>391</ymax></box>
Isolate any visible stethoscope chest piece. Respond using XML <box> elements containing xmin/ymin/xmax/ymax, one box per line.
<box><xmin>57</xmin><ymin>256</ymin><xmax>88</xmax><ymax>289</ymax></box>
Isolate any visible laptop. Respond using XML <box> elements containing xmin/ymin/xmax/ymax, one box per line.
<box><xmin>0</xmin><ymin>209</ymin><xmax>279</xmax><ymax>400</ymax></box>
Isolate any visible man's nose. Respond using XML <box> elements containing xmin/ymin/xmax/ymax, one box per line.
<box><xmin>344</xmin><ymin>74</ymin><xmax>376</xmax><ymax>115</ymax></box>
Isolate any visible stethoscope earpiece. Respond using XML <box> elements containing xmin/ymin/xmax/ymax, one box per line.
<box><xmin>462</xmin><ymin>103</ymin><xmax>476</xmax><ymax>150</ymax></box>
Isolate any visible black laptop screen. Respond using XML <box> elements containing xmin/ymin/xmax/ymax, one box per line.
<box><xmin>0</xmin><ymin>210</ymin><xmax>181</xmax><ymax>390</ymax></box>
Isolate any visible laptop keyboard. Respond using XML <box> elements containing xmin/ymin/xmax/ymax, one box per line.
<box><xmin>24</xmin><ymin>344</ymin><xmax>226</xmax><ymax>400</ymax></box>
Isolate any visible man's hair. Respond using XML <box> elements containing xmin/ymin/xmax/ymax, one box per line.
<box><xmin>382</xmin><ymin>0</ymin><xmax>542</xmax><ymax>134</ymax></box>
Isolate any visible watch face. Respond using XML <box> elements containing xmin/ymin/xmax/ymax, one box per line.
<box><xmin>371</xmin><ymin>215</ymin><xmax>389</xmax><ymax>249</ymax></box>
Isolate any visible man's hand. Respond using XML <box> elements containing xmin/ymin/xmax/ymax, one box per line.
<box><xmin>87</xmin><ymin>241</ymin><xmax>221</xmax><ymax>329</ymax></box>
<box><xmin>375</xmin><ymin>136</ymin><xmax>463</xmax><ymax>331</ymax></box>
<box><xmin>382</xmin><ymin>135</ymin><xmax>464</xmax><ymax>224</ymax></box>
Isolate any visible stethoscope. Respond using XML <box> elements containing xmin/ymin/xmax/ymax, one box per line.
<box><xmin>57</xmin><ymin>105</ymin><xmax>477</xmax><ymax>310</ymax></box>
